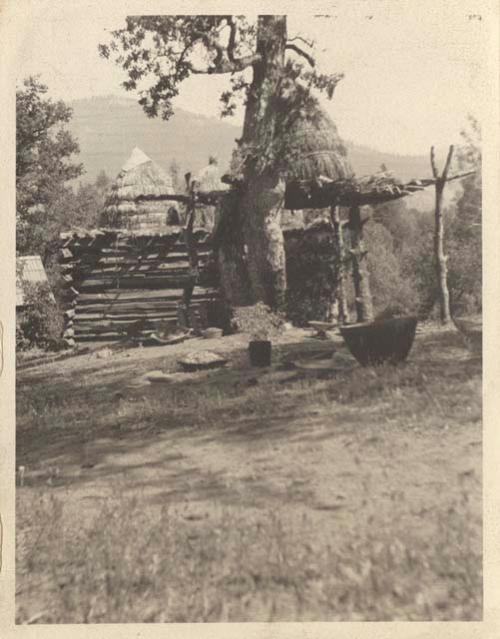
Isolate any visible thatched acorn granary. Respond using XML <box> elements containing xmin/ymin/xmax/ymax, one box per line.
<box><xmin>285</xmin><ymin>109</ymin><xmax>354</xmax><ymax>184</ymax></box>
<box><xmin>59</xmin><ymin>148</ymin><xmax>221</xmax><ymax>343</ymax></box>
<box><xmin>100</xmin><ymin>147</ymin><xmax>181</xmax><ymax>230</ymax></box>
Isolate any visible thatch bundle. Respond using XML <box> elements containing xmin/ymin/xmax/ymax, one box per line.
<box><xmin>195</xmin><ymin>156</ymin><xmax>230</xmax><ymax>194</ymax></box>
<box><xmin>102</xmin><ymin>147</ymin><xmax>180</xmax><ymax>230</ymax></box>
<box><xmin>285</xmin><ymin>109</ymin><xmax>354</xmax><ymax>182</ymax></box>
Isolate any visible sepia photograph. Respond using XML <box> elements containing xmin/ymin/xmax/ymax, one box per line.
<box><xmin>8</xmin><ymin>0</ymin><xmax>494</xmax><ymax>626</ymax></box>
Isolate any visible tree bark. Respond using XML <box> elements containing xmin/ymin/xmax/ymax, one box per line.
<box><xmin>348</xmin><ymin>206</ymin><xmax>374</xmax><ymax>322</ymax></box>
<box><xmin>215</xmin><ymin>191</ymin><xmax>252</xmax><ymax>306</ymax></box>
<box><xmin>433</xmin><ymin>183</ymin><xmax>452</xmax><ymax>324</ymax></box>
<box><xmin>431</xmin><ymin>146</ymin><xmax>453</xmax><ymax>325</ymax></box>
<box><xmin>330</xmin><ymin>205</ymin><xmax>350</xmax><ymax>324</ymax></box>
<box><xmin>237</xmin><ymin>15</ymin><xmax>288</xmax><ymax>310</ymax></box>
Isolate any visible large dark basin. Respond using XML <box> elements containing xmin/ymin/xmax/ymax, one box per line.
<box><xmin>339</xmin><ymin>316</ymin><xmax>418</xmax><ymax>366</ymax></box>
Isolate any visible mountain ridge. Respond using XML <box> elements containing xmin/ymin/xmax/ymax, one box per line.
<box><xmin>68</xmin><ymin>95</ymin><xmax>441</xmax><ymax>209</ymax></box>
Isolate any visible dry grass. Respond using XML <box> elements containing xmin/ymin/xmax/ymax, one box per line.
<box><xmin>16</xmin><ymin>326</ymin><xmax>482</xmax><ymax>623</ymax></box>
<box><xmin>16</xmin><ymin>486</ymin><xmax>480</xmax><ymax>623</ymax></box>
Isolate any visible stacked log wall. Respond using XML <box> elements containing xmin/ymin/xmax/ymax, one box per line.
<box><xmin>59</xmin><ymin>228</ymin><xmax>219</xmax><ymax>342</ymax></box>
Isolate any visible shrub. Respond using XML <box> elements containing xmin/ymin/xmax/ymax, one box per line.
<box><xmin>16</xmin><ymin>281</ymin><xmax>64</xmax><ymax>351</ymax></box>
<box><xmin>232</xmin><ymin>302</ymin><xmax>284</xmax><ymax>340</ymax></box>
<box><xmin>363</xmin><ymin>222</ymin><xmax>420</xmax><ymax>316</ymax></box>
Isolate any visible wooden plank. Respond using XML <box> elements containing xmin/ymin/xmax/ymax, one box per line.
<box><xmin>84</xmin><ymin>241</ymin><xmax>209</xmax><ymax>255</ymax></box>
<box><xmin>75</xmin><ymin>311</ymin><xmax>179</xmax><ymax>322</ymax></box>
<box><xmin>74</xmin><ymin>299</ymin><xmax>214</xmax><ymax>312</ymax></box>
<box><xmin>81</xmin><ymin>269</ymin><xmax>192</xmax><ymax>282</ymax></box>
<box><xmin>75</xmin><ymin>301</ymin><xmax>180</xmax><ymax>313</ymax></box>
<box><xmin>76</xmin><ymin>287</ymin><xmax>217</xmax><ymax>302</ymax></box>
<box><xmin>75</xmin><ymin>319</ymin><xmax>178</xmax><ymax>333</ymax></box>
<box><xmin>96</xmin><ymin>252</ymin><xmax>210</xmax><ymax>266</ymax></box>
<box><xmin>78</xmin><ymin>275</ymin><xmax>194</xmax><ymax>291</ymax></box>
<box><xmin>75</xmin><ymin>332</ymin><xmax>124</xmax><ymax>340</ymax></box>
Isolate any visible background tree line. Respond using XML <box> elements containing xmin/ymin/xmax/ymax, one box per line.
<box><xmin>363</xmin><ymin>117</ymin><xmax>481</xmax><ymax>319</ymax></box>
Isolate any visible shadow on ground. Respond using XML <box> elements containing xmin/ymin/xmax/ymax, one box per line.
<box><xmin>16</xmin><ymin>328</ymin><xmax>481</xmax><ymax>494</ymax></box>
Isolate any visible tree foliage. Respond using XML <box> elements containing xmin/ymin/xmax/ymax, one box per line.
<box><xmin>447</xmin><ymin>116</ymin><xmax>482</xmax><ymax>313</ymax></box>
<box><xmin>16</xmin><ymin>77</ymin><xmax>84</xmax><ymax>259</ymax></box>
<box><xmin>99</xmin><ymin>16</ymin><xmax>343</xmax><ymax>178</ymax></box>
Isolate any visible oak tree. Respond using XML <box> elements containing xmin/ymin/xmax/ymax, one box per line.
<box><xmin>99</xmin><ymin>15</ymin><xmax>343</xmax><ymax>309</ymax></box>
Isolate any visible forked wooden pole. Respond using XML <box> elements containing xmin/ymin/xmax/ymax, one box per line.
<box><xmin>430</xmin><ymin>145</ymin><xmax>454</xmax><ymax>325</ymax></box>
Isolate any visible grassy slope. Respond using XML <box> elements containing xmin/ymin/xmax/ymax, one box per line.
<box><xmin>16</xmin><ymin>327</ymin><xmax>482</xmax><ymax>622</ymax></box>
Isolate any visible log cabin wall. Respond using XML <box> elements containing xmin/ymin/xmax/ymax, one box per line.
<box><xmin>59</xmin><ymin>227</ymin><xmax>219</xmax><ymax>342</ymax></box>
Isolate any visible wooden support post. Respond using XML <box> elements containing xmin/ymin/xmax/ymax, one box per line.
<box><xmin>329</xmin><ymin>205</ymin><xmax>350</xmax><ymax>324</ymax></box>
<box><xmin>182</xmin><ymin>174</ymin><xmax>199</xmax><ymax>312</ymax></box>
<box><xmin>348</xmin><ymin>205</ymin><xmax>374</xmax><ymax>323</ymax></box>
<box><xmin>430</xmin><ymin>145</ymin><xmax>453</xmax><ymax>325</ymax></box>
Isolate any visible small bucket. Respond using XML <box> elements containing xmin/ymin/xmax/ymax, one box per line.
<box><xmin>248</xmin><ymin>340</ymin><xmax>272</xmax><ymax>367</ymax></box>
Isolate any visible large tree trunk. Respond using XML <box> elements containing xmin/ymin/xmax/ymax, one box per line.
<box><xmin>215</xmin><ymin>191</ymin><xmax>252</xmax><ymax>306</ymax></box>
<box><xmin>240</xmin><ymin>178</ymin><xmax>286</xmax><ymax>309</ymax></box>
<box><xmin>237</xmin><ymin>15</ymin><xmax>288</xmax><ymax>310</ymax></box>
<box><xmin>349</xmin><ymin>206</ymin><xmax>374</xmax><ymax>322</ymax></box>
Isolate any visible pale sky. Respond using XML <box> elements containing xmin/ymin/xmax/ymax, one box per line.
<box><xmin>13</xmin><ymin>0</ymin><xmax>491</xmax><ymax>156</ymax></box>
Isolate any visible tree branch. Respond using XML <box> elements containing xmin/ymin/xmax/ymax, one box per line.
<box><xmin>285</xmin><ymin>43</ymin><xmax>315</xmax><ymax>67</ymax></box>
<box><xmin>187</xmin><ymin>20</ymin><xmax>260</xmax><ymax>75</ymax></box>
<box><xmin>288</xmin><ymin>35</ymin><xmax>315</xmax><ymax>48</ymax></box>
<box><xmin>227</xmin><ymin>16</ymin><xmax>238</xmax><ymax>62</ymax></box>
<box><xmin>191</xmin><ymin>52</ymin><xmax>261</xmax><ymax>74</ymax></box>
<box><xmin>430</xmin><ymin>146</ymin><xmax>439</xmax><ymax>179</ymax></box>
<box><xmin>442</xmin><ymin>145</ymin><xmax>454</xmax><ymax>181</ymax></box>
<box><xmin>443</xmin><ymin>169</ymin><xmax>476</xmax><ymax>183</ymax></box>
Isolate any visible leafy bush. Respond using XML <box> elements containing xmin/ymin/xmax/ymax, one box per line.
<box><xmin>232</xmin><ymin>302</ymin><xmax>284</xmax><ymax>340</ymax></box>
<box><xmin>16</xmin><ymin>281</ymin><xmax>64</xmax><ymax>351</ymax></box>
<box><xmin>363</xmin><ymin>221</ymin><xmax>420</xmax><ymax>316</ymax></box>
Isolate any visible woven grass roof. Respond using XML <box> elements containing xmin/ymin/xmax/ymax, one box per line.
<box><xmin>284</xmin><ymin>108</ymin><xmax>354</xmax><ymax>182</ymax></box>
<box><xmin>16</xmin><ymin>255</ymin><xmax>52</xmax><ymax>307</ymax></box>
<box><xmin>103</xmin><ymin>147</ymin><xmax>178</xmax><ymax>220</ymax></box>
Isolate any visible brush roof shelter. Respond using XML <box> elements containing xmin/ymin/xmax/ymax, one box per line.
<box><xmin>101</xmin><ymin>147</ymin><xmax>180</xmax><ymax>230</ymax></box>
<box><xmin>16</xmin><ymin>255</ymin><xmax>54</xmax><ymax>307</ymax></box>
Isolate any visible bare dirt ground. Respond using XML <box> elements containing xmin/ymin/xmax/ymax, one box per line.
<box><xmin>16</xmin><ymin>325</ymin><xmax>482</xmax><ymax>622</ymax></box>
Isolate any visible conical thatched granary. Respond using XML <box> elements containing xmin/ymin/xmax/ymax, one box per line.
<box><xmin>101</xmin><ymin>147</ymin><xmax>180</xmax><ymax>230</ymax></box>
<box><xmin>284</xmin><ymin>108</ymin><xmax>354</xmax><ymax>182</ymax></box>
<box><xmin>282</xmin><ymin>108</ymin><xmax>354</xmax><ymax>211</ymax></box>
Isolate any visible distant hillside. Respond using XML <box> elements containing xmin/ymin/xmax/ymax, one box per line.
<box><xmin>68</xmin><ymin>95</ymin><xmax>239</xmax><ymax>182</ymax></box>
<box><xmin>69</xmin><ymin>95</ymin><xmax>447</xmax><ymax>210</ymax></box>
